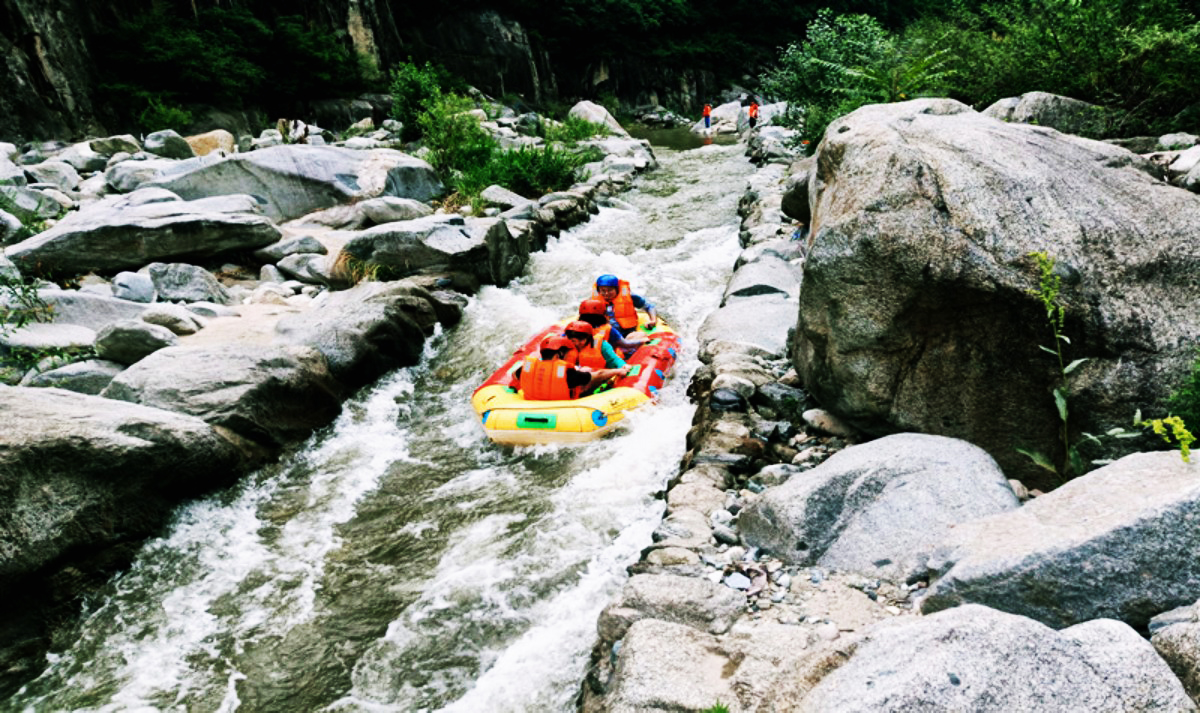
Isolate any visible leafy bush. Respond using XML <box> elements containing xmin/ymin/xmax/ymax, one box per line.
<box><xmin>417</xmin><ymin>92</ymin><xmax>497</xmax><ymax>179</ymax></box>
<box><xmin>759</xmin><ymin>10</ymin><xmax>952</xmax><ymax>149</ymax></box>
<box><xmin>906</xmin><ymin>0</ymin><xmax>1200</xmax><ymax>135</ymax></box>
<box><xmin>461</xmin><ymin>145</ymin><xmax>598</xmax><ymax>200</ymax></box>
<box><xmin>137</xmin><ymin>95</ymin><xmax>194</xmax><ymax>134</ymax></box>
<box><xmin>1169</xmin><ymin>349</ymin><xmax>1200</xmax><ymax>437</ymax></box>
<box><xmin>390</xmin><ymin>60</ymin><xmax>445</xmax><ymax>141</ymax></box>
<box><xmin>544</xmin><ymin>116</ymin><xmax>611</xmax><ymax>142</ymax></box>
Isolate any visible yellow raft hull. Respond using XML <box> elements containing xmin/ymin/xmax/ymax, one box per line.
<box><xmin>471</xmin><ymin>386</ymin><xmax>652</xmax><ymax>445</ymax></box>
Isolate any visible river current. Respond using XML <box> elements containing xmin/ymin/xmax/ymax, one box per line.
<box><xmin>10</xmin><ymin>139</ymin><xmax>756</xmax><ymax>712</ymax></box>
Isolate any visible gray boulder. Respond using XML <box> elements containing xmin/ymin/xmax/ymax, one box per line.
<box><xmin>253</xmin><ymin>235</ymin><xmax>328</xmax><ymax>262</ymax></box>
<box><xmin>339</xmin><ymin>214</ymin><xmax>525</xmax><ymax>285</ymax></box>
<box><xmin>104</xmin><ymin>158</ymin><xmax>178</xmax><ymax>193</ymax></box>
<box><xmin>4</xmin><ymin>194</ymin><xmax>280</xmax><ymax>275</ymax></box>
<box><xmin>112</xmin><ymin>271</ymin><xmax>156</xmax><ymax>303</ymax></box>
<box><xmin>359</xmin><ymin>196</ymin><xmax>434</xmax><ymax>225</ymax></box>
<box><xmin>22</xmin><ymin>290</ymin><xmax>149</xmax><ymax>331</ymax></box>
<box><xmin>982</xmin><ymin>91</ymin><xmax>1110</xmax><ymax>136</ymax></box>
<box><xmin>147</xmin><ymin>262</ymin><xmax>231</xmax><ymax>304</ymax></box>
<box><xmin>139</xmin><ymin>303</ymin><xmax>204</xmax><ymax>335</ymax></box>
<box><xmin>89</xmin><ymin>135</ymin><xmax>142</xmax><ymax>156</ymax></box>
<box><xmin>568</xmin><ymin>100</ymin><xmax>630</xmax><ymax>137</ymax></box>
<box><xmin>276</xmin><ymin>253</ymin><xmax>333</xmax><ymax>285</ymax></box>
<box><xmin>143</xmin><ymin>130</ymin><xmax>196</xmax><ymax>160</ymax></box>
<box><xmin>273</xmin><ymin>280</ymin><xmax>439</xmax><ymax>388</ymax></box>
<box><xmin>921</xmin><ymin>451</ymin><xmax>1200</xmax><ymax>629</ymax></box>
<box><xmin>698</xmin><ymin>294</ymin><xmax>796</xmax><ymax>363</ymax></box>
<box><xmin>740</xmin><ymin>434</ymin><xmax>1019</xmax><ymax>582</ymax></box>
<box><xmin>479</xmin><ymin>185</ymin><xmax>533</xmax><ymax>210</ymax></box>
<box><xmin>0</xmin><ymin>155</ymin><xmax>27</xmax><ymax>187</ymax></box>
<box><xmin>18</xmin><ymin>359</ymin><xmax>125</xmax><ymax>394</ymax></box>
<box><xmin>101</xmin><ymin>344</ymin><xmax>342</xmax><ymax>447</ymax></box>
<box><xmin>722</xmin><ymin>255</ymin><xmax>800</xmax><ymax>304</ymax></box>
<box><xmin>0</xmin><ymin>385</ymin><xmax>244</xmax><ymax>581</ymax></box>
<box><xmin>144</xmin><ymin>145</ymin><xmax>443</xmax><ymax>222</ymax></box>
<box><xmin>94</xmin><ymin>320</ymin><xmax>180</xmax><ymax>365</ymax></box>
<box><xmin>793</xmin><ymin>98</ymin><xmax>1200</xmax><ymax>486</ymax></box>
<box><xmin>0</xmin><ymin>323</ymin><xmax>95</xmax><ymax>353</ymax></box>
<box><xmin>23</xmin><ymin>161</ymin><xmax>80</xmax><ymax>192</ymax></box>
<box><xmin>1151</xmin><ymin>599</ymin><xmax>1200</xmax><ymax>704</ymax></box>
<box><xmin>54</xmin><ymin>142</ymin><xmax>110</xmax><ymax>173</ymax></box>
<box><xmin>599</xmin><ymin>573</ymin><xmax>746</xmax><ymax>642</ymax></box>
<box><xmin>0</xmin><ymin>185</ymin><xmax>62</xmax><ymax>224</ymax></box>
<box><xmin>767</xmin><ymin>604</ymin><xmax>1194</xmax><ymax>711</ymax></box>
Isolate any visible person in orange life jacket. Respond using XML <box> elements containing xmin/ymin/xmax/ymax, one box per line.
<box><xmin>564</xmin><ymin>320</ymin><xmax>628</xmax><ymax>371</ymax></box>
<box><xmin>578</xmin><ymin>298</ymin><xmax>645</xmax><ymax>360</ymax></box>
<box><xmin>702</xmin><ymin>103</ymin><xmax>712</xmax><ymax>129</ymax></box>
<box><xmin>592</xmin><ymin>274</ymin><xmax>657</xmax><ymax>338</ymax></box>
<box><xmin>748</xmin><ymin>101</ymin><xmax>759</xmax><ymax>128</ymax></box>
<box><xmin>512</xmin><ymin>335</ymin><xmax>627</xmax><ymax>400</ymax></box>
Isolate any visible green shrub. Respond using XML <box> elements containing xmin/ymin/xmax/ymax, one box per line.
<box><xmin>137</xmin><ymin>94</ymin><xmax>194</xmax><ymax>134</ymax></box>
<box><xmin>462</xmin><ymin>144</ymin><xmax>595</xmax><ymax>200</ymax></box>
<box><xmin>390</xmin><ymin>60</ymin><xmax>445</xmax><ymax>141</ymax></box>
<box><xmin>417</xmin><ymin>92</ymin><xmax>497</xmax><ymax>179</ymax></box>
<box><xmin>544</xmin><ymin>116</ymin><xmax>611</xmax><ymax>143</ymax></box>
<box><xmin>1169</xmin><ymin>349</ymin><xmax>1200</xmax><ymax>438</ymax></box>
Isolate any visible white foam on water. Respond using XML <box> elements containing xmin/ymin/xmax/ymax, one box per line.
<box><xmin>13</xmin><ymin>368</ymin><xmax>423</xmax><ymax>711</ymax></box>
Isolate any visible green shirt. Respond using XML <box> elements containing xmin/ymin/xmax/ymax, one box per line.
<box><xmin>600</xmin><ymin>340</ymin><xmax>626</xmax><ymax>368</ymax></box>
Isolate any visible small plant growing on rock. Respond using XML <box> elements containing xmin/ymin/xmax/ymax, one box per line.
<box><xmin>1020</xmin><ymin>251</ymin><xmax>1194</xmax><ymax>478</ymax></box>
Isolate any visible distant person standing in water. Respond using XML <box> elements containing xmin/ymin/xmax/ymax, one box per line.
<box><xmin>703</xmin><ymin>103</ymin><xmax>712</xmax><ymax>129</ymax></box>
<box><xmin>748</xmin><ymin>101</ymin><xmax>759</xmax><ymax>128</ymax></box>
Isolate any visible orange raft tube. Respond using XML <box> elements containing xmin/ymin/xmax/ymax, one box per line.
<box><xmin>471</xmin><ymin>312</ymin><xmax>681</xmax><ymax>445</ymax></box>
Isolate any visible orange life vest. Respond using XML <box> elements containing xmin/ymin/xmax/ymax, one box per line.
<box><xmin>703</xmin><ymin>104</ymin><xmax>711</xmax><ymax>117</ymax></box>
<box><xmin>519</xmin><ymin>354</ymin><xmax>576</xmax><ymax>400</ymax></box>
<box><xmin>575</xmin><ymin>337</ymin><xmax>606</xmax><ymax>370</ymax></box>
<box><xmin>749</xmin><ymin>104</ymin><xmax>759</xmax><ymax>118</ymax></box>
<box><xmin>592</xmin><ymin>279</ymin><xmax>639</xmax><ymax>330</ymax></box>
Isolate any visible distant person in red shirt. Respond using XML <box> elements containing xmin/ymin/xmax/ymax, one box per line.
<box><xmin>703</xmin><ymin>103</ymin><xmax>712</xmax><ymax>129</ymax></box>
<box><xmin>748</xmin><ymin>101</ymin><xmax>759</xmax><ymax>128</ymax></box>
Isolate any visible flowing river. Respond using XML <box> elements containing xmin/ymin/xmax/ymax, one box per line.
<box><xmin>10</xmin><ymin>138</ymin><xmax>756</xmax><ymax>712</ymax></box>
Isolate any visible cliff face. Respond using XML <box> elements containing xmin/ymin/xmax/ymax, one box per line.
<box><xmin>0</xmin><ymin>0</ymin><xmax>702</xmax><ymax>142</ymax></box>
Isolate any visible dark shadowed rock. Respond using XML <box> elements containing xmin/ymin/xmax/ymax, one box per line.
<box><xmin>0</xmin><ymin>385</ymin><xmax>244</xmax><ymax>582</ymax></box>
<box><xmin>982</xmin><ymin>91</ymin><xmax>1111</xmax><ymax>136</ymax></box>
<box><xmin>18</xmin><ymin>358</ymin><xmax>124</xmax><ymax>394</ymax></box>
<box><xmin>794</xmin><ymin>98</ymin><xmax>1200</xmax><ymax>485</ymax></box>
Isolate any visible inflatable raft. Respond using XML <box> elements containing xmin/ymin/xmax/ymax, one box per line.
<box><xmin>471</xmin><ymin>313</ymin><xmax>681</xmax><ymax>445</ymax></box>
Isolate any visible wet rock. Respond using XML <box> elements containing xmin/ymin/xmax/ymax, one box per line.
<box><xmin>709</xmin><ymin>387</ymin><xmax>746</xmax><ymax>413</ymax></box>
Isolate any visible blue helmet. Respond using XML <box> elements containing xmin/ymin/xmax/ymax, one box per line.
<box><xmin>596</xmin><ymin>274</ymin><xmax>620</xmax><ymax>289</ymax></box>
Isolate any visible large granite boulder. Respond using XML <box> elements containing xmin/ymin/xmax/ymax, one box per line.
<box><xmin>19</xmin><ymin>290</ymin><xmax>149</xmax><ymax>330</ymax></box>
<box><xmin>568</xmin><ymin>100</ymin><xmax>630</xmax><ymax>137</ymax></box>
<box><xmin>273</xmin><ymin>280</ymin><xmax>438</xmax><ymax>389</ymax></box>
<box><xmin>793</xmin><ymin>98</ymin><xmax>1200</xmax><ymax>485</ymax></box>
<box><xmin>101</xmin><ymin>344</ymin><xmax>342</xmax><ymax>447</ymax></box>
<box><xmin>338</xmin><ymin>214</ymin><xmax>525</xmax><ymax>285</ymax></box>
<box><xmin>765</xmin><ymin>604</ymin><xmax>1194</xmax><ymax>711</ymax></box>
<box><xmin>982</xmin><ymin>91</ymin><xmax>1110</xmax><ymax>136</ymax></box>
<box><xmin>920</xmin><ymin>451</ymin><xmax>1200</xmax><ymax>629</ymax></box>
<box><xmin>740</xmin><ymin>434</ymin><xmax>1020</xmax><ymax>583</ymax></box>
<box><xmin>144</xmin><ymin>145</ymin><xmax>443</xmax><ymax>222</ymax></box>
<box><xmin>4</xmin><ymin>193</ymin><xmax>280</xmax><ymax>275</ymax></box>
<box><xmin>0</xmin><ymin>385</ymin><xmax>244</xmax><ymax>583</ymax></box>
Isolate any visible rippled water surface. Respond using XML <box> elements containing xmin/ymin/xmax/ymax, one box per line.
<box><xmin>10</xmin><ymin>141</ymin><xmax>755</xmax><ymax>712</ymax></box>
